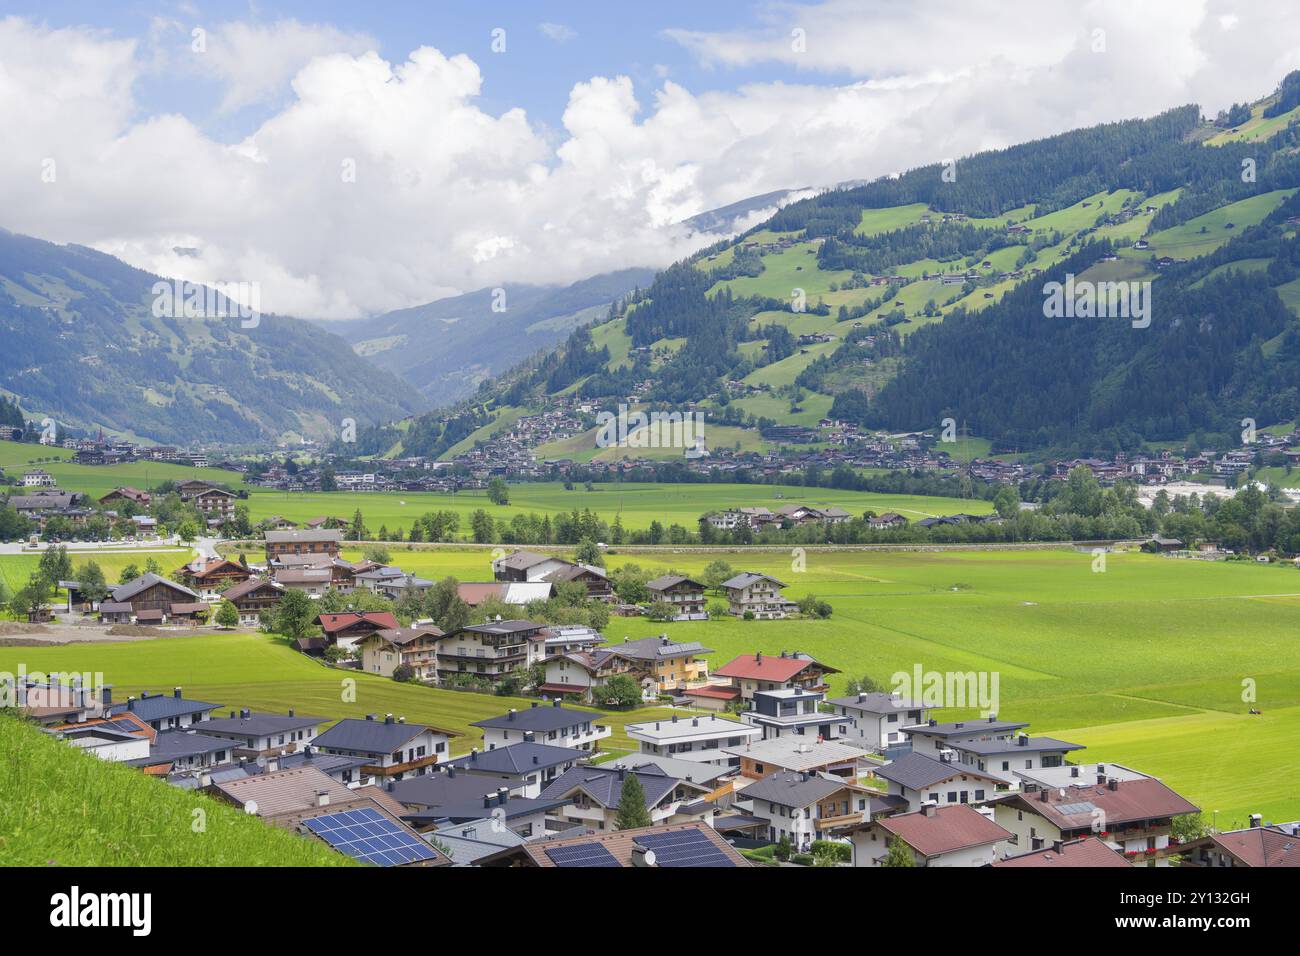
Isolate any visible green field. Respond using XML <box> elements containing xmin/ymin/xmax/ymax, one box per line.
<box><xmin>5</xmin><ymin>545</ymin><xmax>1299</xmax><ymax>825</ymax></box>
<box><xmin>0</xmin><ymin>441</ymin><xmax>245</xmax><ymax>500</ymax></box>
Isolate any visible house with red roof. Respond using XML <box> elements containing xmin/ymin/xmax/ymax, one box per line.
<box><xmin>315</xmin><ymin>611</ymin><xmax>400</xmax><ymax>651</ymax></box>
<box><xmin>992</xmin><ymin>836</ymin><xmax>1131</xmax><ymax>868</ymax></box>
<box><xmin>847</xmin><ymin>803</ymin><xmax>1011</xmax><ymax>867</ymax></box>
<box><xmin>1181</xmin><ymin>821</ymin><xmax>1300</xmax><ymax>868</ymax></box>
<box><xmin>710</xmin><ymin>650</ymin><xmax>840</xmax><ymax>702</ymax></box>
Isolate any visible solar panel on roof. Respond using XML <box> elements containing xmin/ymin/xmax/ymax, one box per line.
<box><xmin>634</xmin><ymin>829</ymin><xmax>736</xmax><ymax>868</ymax></box>
<box><xmin>1056</xmin><ymin>801</ymin><xmax>1098</xmax><ymax>816</ymax></box>
<box><xmin>304</xmin><ymin>807</ymin><xmax>437</xmax><ymax>866</ymax></box>
<box><xmin>544</xmin><ymin>842</ymin><xmax>621</xmax><ymax>868</ymax></box>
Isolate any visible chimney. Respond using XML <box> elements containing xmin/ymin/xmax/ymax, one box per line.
<box><xmin>1052</xmin><ymin>840</ymin><xmax>1064</xmax><ymax>854</ymax></box>
<box><xmin>229</xmin><ymin>711</ymin><xmax>237</xmax><ymax>719</ymax></box>
<box><xmin>529</xmin><ymin>702</ymin><xmax>538</xmax><ymax>709</ymax></box>
<box><xmin>447</xmin><ymin>765</ymin><xmax>456</xmax><ymax>778</ymax></box>
<box><xmin>199</xmin><ymin>772</ymin><xmax>212</xmax><ymax>789</ymax></box>
<box><xmin>1107</xmin><ymin>778</ymin><xmax>1119</xmax><ymax>791</ymax></box>
<box><xmin>315</xmin><ymin>790</ymin><xmax>331</xmax><ymax>808</ymax></box>
<box><xmin>987</xmin><ymin>714</ymin><xmax>997</xmax><ymax>723</ymax></box>
<box><xmin>921</xmin><ymin>802</ymin><xmax>937</xmax><ymax>817</ymax></box>
<box><xmin>552</xmin><ymin>699</ymin><xmax>561</xmax><ymax>708</ymax></box>
<box><xmin>671</xmin><ymin>714</ymin><xmax>678</xmax><ymax>723</ymax></box>
<box><xmin>1070</xmin><ymin>766</ymin><xmax>1079</xmax><ymax>778</ymax></box>
<box><xmin>857</xmin><ymin>693</ymin><xmax>865</xmax><ymax>703</ymax></box>
<box><xmin>303</xmin><ymin>746</ymin><xmax>313</xmax><ymax>761</ymax></box>
<box><xmin>266</xmin><ymin>756</ymin><xmax>278</xmax><ymax>773</ymax></box>
<box><xmin>241</xmin><ymin>708</ymin><xmax>251</xmax><ymax>719</ymax></box>
<box><xmin>173</xmin><ymin>687</ymin><xmax>183</xmax><ymax>699</ymax></box>
<box><xmin>508</xmin><ymin>709</ymin><xmax>517</xmax><ymax>721</ymax></box>
<box><xmin>617</xmin><ymin>767</ymin><xmax>626</xmax><ymax>780</ymax></box>
<box><xmin>398</xmin><ymin>716</ymin><xmax>406</xmax><ymax>724</ymax></box>
<box><xmin>385</xmin><ymin>713</ymin><xmax>394</xmax><ymax>725</ymax></box>
<box><xmin>1039</xmin><ymin>787</ymin><xmax>1049</xmax><ymax>802</ymax></box>
<box><xmin>126</xmin><ymin>696</ymin><xmax>136</xmax><ymax>712</ymax></box>
<box><xmin>483</xmin><ymin>794</ymin><xmax>493</xmax><ymax>809</ymax></box>
<box><xmin>631</xmin><ymin>845</ymin><xmax>657</xmax><ymax>868</ymax></box>
<box><xmin>1097</xmin><ymin>774</ymin><xmax>1107</xmax><ymax>786</ymax></box>
<box><xmin>366</xmin><ymin>714</ymin><xmax>377</xmax><ymax>721</ymax></box>
<box><xmin>533</xmin><ymin>755</ymin><xmax>539</xmax><ymax>764</ymax></box>
<box><xmin>288</xmin><ymin>709</ymin><xmax>294</xmax><ymax>718</ymax></box>
<box><xmin>497</xmin><ymin>787</ymin><xmax>508</xmax><ymax>806</ymax></box>
<box><xmin>101</xmin><ymin>685</ymin><xmax>112</xmax><ymax>706</ymax></box>
<box><xmin>1097</xmin><ymin>763</ymin><xmax>1105</xmax><ymax>774</ymax></box>
<box><xmin>1018</xmin><ymin>735</ymin><xmax>1029</xmax><ymax>747</ymax></box>
<box><xmin>470</xmin><ymin>749</ymin><xmax>478</xmax><ymax>762</ymax></box>
<box><xmin>755</xmin><ymin>651</ymin><xmax>762</xmax><ymax>663</ymax></box>
<box><xmin>954</xmin><ymin>722</ymin><xmax>963</xmax><ymax>730</ymax></box>
<box><xmin>1250</xmin><ymin>813</ymin><xmax>1263</xmax><ymax>829</ymax></box>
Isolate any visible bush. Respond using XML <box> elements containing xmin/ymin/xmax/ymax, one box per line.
<box><xmin>811</xmin><ymin>840</ymin><xmax>851</xmax><ymax>864</ymax></box>
<box><xmin>773</xmin><ymin>834</ymin><xmax>792</xmax><ymax>862</ymax></box>
<box><xmin>392</xmin><ymin>664</ymin><xmax>416</xmax><ymax>683</ymax></box>
<box><xmin>791</xmin><ymin>852</ymin><xmax>814</xmax><ymax>866</ymax></box>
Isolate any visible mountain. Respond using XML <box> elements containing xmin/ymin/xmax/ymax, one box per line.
<box><xmin>385</xmin><ymin>71</ymin><xmax>1300</xmax><ymax>462</ymax></box>
<box><xmin>325</xmin><ymin>268</ymin><xmax>657</xmax><ymax>407</ymax></box>
<box><xmin>0</xmin><ymin>229</ymin><xmax>423</xmax><ymax>445</ymax></box>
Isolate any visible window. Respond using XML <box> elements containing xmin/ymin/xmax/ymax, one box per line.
<box><xmin>947</xmin><ymin>791</ymin><xmax>958</xmax><ymax>803</ymax></box>
<box><xmin>975</xmin><ymin>790</ymin><xmax>985</xmax><ymax>801</ymax></box>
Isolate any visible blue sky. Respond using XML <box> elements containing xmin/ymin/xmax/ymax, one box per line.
<box><xmin>23</xmin><ymin>0</ymin><xmax>839</xmax><ymax>142</ymax></box>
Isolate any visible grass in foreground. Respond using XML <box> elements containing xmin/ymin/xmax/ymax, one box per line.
<box><xmin>0</xmin><ymin>713</ymin><xmax>351</xmax><ymax>866</ymax></box>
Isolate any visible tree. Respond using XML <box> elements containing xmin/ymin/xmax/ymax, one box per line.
<box><xmin>701</xmin><ymin>559</ymin><xmax>734</xmax><ymax>591</ymax></box>
<box><xmin>37</xmin><ymin>545</ymin><xmax>73</xmax><ymax>592</ymax></box>
<box><xmin>363</xmin><ymin>544</ymin><xmax>392</xmax><ymax>565</ymax></box>
<box><xmin>176</xmin><ymin>520</ymin><xmax>199</xmax><ymax>544</ymax></box>
<box><xmin>574</xmin><ymin>538</ymin><xmax>602</xmax><ymax>566</ymax></box>
<box><xmin>143</xmin><ymin>557</ymin><xmax>162</xmax><ymax>576</ymax></box>
<box><xmin>993</xmin><ymin>485</ymin><xmax>1020</xmax><ymax>520</ymax></box>
<box><xmin>773</xmin><ymin>834</ymin><xmax>793</xmax><ymax>862</ymax></box>
<box><xmin>883</xmin><ymin>834</ymin><xmax>915</xmax><ymax>867</ymax></box>
<box><xmin>72</xmin><ymin>560</ymin><xmax>109</xmax><ymax>605</ymax></box>
<box><xmin>487</xmin><ymin>477</ymin><xmax>510</xmax><ymax>506</ymax></box>
<box><xmin>602</xmin><ymin>673</ymin><xmax>643</xmax><ymax>709</ymax></box>
<box><xmin>844</xmin><ymin>674</ymin><xmax>885</xmax><ymax>695</ymax></box>
<box><xmin>645</xmin><ymin>600</ymin><xmax>676</xmax><ymax>622</ymax></box>
<box><xmin>348</xmin><ymin>510</ymin><xmax>367</xmax><ymax>541</ymax></box>
<box><xmin>272</xmin><ymin>589</ymin><xmax>318</xmax><ymax>642</ymax></box>
<box><xmin>214</xmin><ymin>600</ymin><xmax>240</xmax><ymax>629</ymax></box>
<box><xmin>119</xmin><ymin>563</ymin><xmax>140</xmax><ymax>584</ymax></box>
<box><xmin>470</xmin><ymin>509</ymin><xmax>496</xmax><ymax>543</ymax></box>
<box><xmin>1171</xmin><ymin>812</ymin><xmax>1209</xmax><ymax>844</ymax></box>
<box><xmin>614</xmin><ymin>773</ymin><xmax>653</xmax><ymax>830</ymax></box>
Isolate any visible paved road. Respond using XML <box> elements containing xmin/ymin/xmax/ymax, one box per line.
<box><xmin>0</xmin><ymin>535</ymin><xmax>190</xmax><ymax>556</ymax></box>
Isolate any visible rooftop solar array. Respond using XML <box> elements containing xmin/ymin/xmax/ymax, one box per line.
<box><xmin>544</xmin><ymin>842</ymin><xmax>621</xmax><ymax>868</ymax></box>
<box><xmin>634</xmin><ymin>829</ymin><xmax>737</xmax><ymax>868</ymax></box>
<box><xmin>304</xmin><ymin>807</ymin><xmax>437</xmax><ymax>866</ymax></box>
<box><xmin>1056</xmin><ymin>801</ymin><xmax>1098</xmax><ymax>816</ymax></box>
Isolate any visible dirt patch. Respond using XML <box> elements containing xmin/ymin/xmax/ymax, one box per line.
<box><xmin>0</xmin><ymin>622</ymin><xmax>216</xmax><ymax>646</ymax></box>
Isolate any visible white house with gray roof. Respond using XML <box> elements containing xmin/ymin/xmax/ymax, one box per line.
<box><xmin>872</xmin><ymin>751</ymin><xmax>1004</xmax><ymax>811</ymax></box>
<box><xmin>625</xmin><ymin>713</ymin><xmax>761</xmax><ymax>766</ymax></box>
<box><xmin>826</xmin><ymin>692</ymin><xmax>930</xmax><ymax>752</ymax></box>
<box><xmin>313</xmin><ymin>714</ymin><xmax>459</xmax><ymax>781</ymax></box>
<box><xmin>472</xmin><ymin>700</ymin><xmax>611</xmax><ymax>752</ymax></box>
<box><xmin>194</xmin><ymin>708</ymin><xmax>326</xmax><ymax>757</ymax></box>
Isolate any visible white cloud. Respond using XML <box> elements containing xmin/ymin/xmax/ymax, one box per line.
<box><xmin>539</xmin><ymin>22</ymin><xmax>578</xmax><ymax>43</ymax></box>
<box><xmin>0</xmin><ymin>3</ymin><xmax>1298</xmax><ymax>322</ymax></box>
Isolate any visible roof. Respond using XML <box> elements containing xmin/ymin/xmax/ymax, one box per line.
<box><xmin>447</xmin><ymin>742</ymin><xmax>585</xmax><ymax>776</ymax></box>
<box><xmin>264</xmin><ymin>529</ymin><xmax>343</xmax><ymax>544</ymax></box>
<box><xmin>215</xmin><ymin>765</ymin><xmax>364</xmax><ymax>816</ymax></box>
<box><xmin>906</xmin><ymin>718</ymin><xmax>1030</xmax><ymax>738</ymax></box>
<box><xmin>507</xmin><ymin>822</ymin><xmax>748</xmax><ymax>868</ymax></box>
<box><xmin>1194</xmin><ymin>826</ymin><xmax>1300</xmax><ymax>867</ymax></box>
<box><xmin>1008</xmin><ymin>777</ymin><xmax>1200</xmax><ymax>831</ymax></box>
<box><xmin>602</xmin><ymin>754</ymin><xmax>733</xmax><ymax>789</ymax></box>
<box><xmin>456</xmin><ymin>619</ymin><xmax>549</xmax><ymax>639</ymax></box>
<box><xmin>993</xmin><ymin>836</ymin><xmax>1132</xmax><ymax>868</ymax></box>
<box><xmin>110</xmin><ymin>572</ymin><xmax>198</xmax><ymax>603</ymax></box>
<box><xmin>274</xmin><ymin>568</ymin><xmax>334</xmax><ymax>585</ymax></box>
<box><xmin>539</xmin><ymin>764</ymin><xmax>678</xmax><ymax>810</ymax></box>
<box><xmin>144</xmin><ymin>729</ymin><xmax>239</xmax><ymax>760</ymax></box>
<box><xmin>495</xmin><ymin>550</ymin><xmax>558</xmax><ymax>570</ymax></box>
<box><xmin>432</xmin><ymin>818</ymin><xmax>528</xmax><ymax>865</ymax></box>
<box><xmin>741</xmin><ymin>770</ymin><xmax>849</xmax><ymax>809</ymax></box>
<box><xmin>646</xmin><ymin>574</ymin><xmax>705</xmax><ymax>592</ymax></box>
<box><xmin>313</xmin><ymin>716</ymin><xmax>461</xmax><ymax>754</ymax></box>
<box><xmin>109</xmin><ymin>690</ymin><xmax>221</xmax><ymax>722</ymax></box>
<box><xmin>683</xmin><ymin>685</ymin><xmax>742</xmax><ymax>701</ymax></box>
<box><xmin>874</xmin><ymin>752</ymin><xmax>1002</xmax><ymax>791</ymax></box>
<box><xmin>953</xmin><ymin>734</ymin><xmax>1085</xmax><ymax>756</ymax></box>
<box><xmin>876</xmin><ymin>805</ymin><xmax>1011</xmax><ymax>857</ymax></box>
<box><xmin>722</xmin><ymin>736</ymin><xmax>866</xmax><ymax>772</ymax></box>
<box><xmin>222</xmin><ymin>577</ymin><xmax>284</xmax><ymax>601</ymax></box>
<box><xmin>626</xmin><ymin>713</ymin><xmax>757</xmax><ymax>742</ymax></box>
<box><xmin>471</xmin><ymin>702</ymin><xmax>599</xmax><ymax>733</ymax></box>
<box><xmin>721</xmin><ymin>571</ymin><xmax>786</xmax><ymax>590</ymax></box>
<box><xmin>608</xmin><ymin>635</ymin><xmax>712</xmax><ymax>661</ymax></box>
<box><xmin>362</xmin><ymin>625</ymin><xmax>446</xmax><ymax>648</ymax></box>
<box><xmin>713</xmin><ymin>651</ymin><xmax>831</xmax><ymax>682</ymax></box>
<box><xmin>198</xmin><ymin>710</ymin><xmax>328</xmax><ymax>738</ymax></box>
<box><xmin>387</xmin><ymin>768</ymin><xmax>567</xmax><ymax>821</ymax></box>
<box><xmin>826</xmin><ymin>692</ymin><xmax>923</xmax><ymax>714</ymax></box>
<box><xmin>315</xmin><ymin>611</ymin><xmax>399</xmax><ymax>634</ymax></box>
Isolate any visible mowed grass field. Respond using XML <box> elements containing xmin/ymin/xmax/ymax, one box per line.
<box><xmin>6</xmin><ymin>546</ymin><xmax>1299</xmax><ymax>824</ymax></box>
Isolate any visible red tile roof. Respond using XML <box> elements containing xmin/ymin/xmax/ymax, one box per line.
<box><xmin>1014</xmin><ymin>777</ymin><xmax>1199</xmax><ymax>831</ymax></box>
<box><xmin>315</xmin><ymin>611</ymin><xmax>399</xmax><ymax>633</ymax></box>
<box><xmin>1200</xmin><ymin>827</ymin><xmax>1300</xmax><ymax>867</ymax></box>
<box><xmin>712</xmin><ymin>653</ymin><xmax>815</xmax><ymax>682</ymax></box>
<box><xmin>993</xmin><ymin>836</ymin><xmax>1131</xmax><ymax>868</ymax></box>
<box><xmin>877</xmin><ymin>805</ymin><xmax>1011</xmax><ymax>857</ymax></box>
<box><xmin>684</xmin><ymin>685</ymin><xmax>742</xmax><ymax>700</ymax></box>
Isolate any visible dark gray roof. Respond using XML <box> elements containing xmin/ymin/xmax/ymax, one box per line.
<box><xmin>144</xmin><ymin>730</ymin><xmax>237</xmax><ymax>760</ymax></box>
<box><xmin>646</xmin><ymin>574</ymin><xmax>705</xmax><ymax>592</ymax></box>
<box><xmin>110</xmin><ymin>572</ymin><xmax>198</xmax><ymax>603</ymax></box>
<box><xmin>608</xmin><ymin>635</ymin><xmax>713</xmax><ymax>661</ymax></box>
<box><xmin>874</xmin><ymin>752</ymin><xmax>999</xmax><ymax>790</ymax></box>
<box><xmin>906</xmin><ymin>718</ymin><xmax>1029</xmax><ymax>738</ymax></box>
<box><xmin>265</xmin><ymin>749</ymin><xmax>370</xmax><ymax>776</ymax></box>
<box><xmin>198</xmin><ymin>711</ymin><xmax>328</xmax><ymax>738</ymax></box>
<box><xmin>539</xmin><ymin>765</ymin><xmax>678</xmax><ymax>810</ymax></box>
<box><xmin>472</xmin><ymin>702</ymin><xmax>599</xmax><ymax>733</ymax></box>
<box><xmin>826</xmin><ymin>692</ymin><xmax>924</xmax><ymax>714</ymax></box>
<box><xmin>314</xmin><ymin>717</ymin><xmax>457</xmax><ymax>754</ymax></box>
<box><xmin>740</xmin><ymin>770</ymin><xmax>845</xmax><ymax>809</ymax></box>
<box><xmin>265</xmin><ymin>529</ymin><xmax>342</xmax><ymax>543</ymax></box>
<box><xmin>721</xmin><ymin>571</ymin><xmax>785</xmax><ymax>590</ymax></box>
<box><xmin>603</xmin><ymin>755</ymin><xmax>730</xmax><ymax>788</ymax></box>
<box><xmin>388</xmin><ymin>768</ymin><xmax>567</xmax><ymax>821</ymax></box>
<box><xmin>108</xmin><ymin>691</ymin><xmax>221</xmax><ymax>723</ymax></box>
<box><xmin>447</xmin><ymin>742</ymin><xmax>585</xmax><ymax>776</ymax></box>
<box><xmin>953</xmin><ymin>735</ymin><xmax>1085</xmax><ymax>755</ymax></box>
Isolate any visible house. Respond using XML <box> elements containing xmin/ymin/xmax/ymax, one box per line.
<box><xmin>993</xmin><ymin>836</ymin><xmax>1131</xmax><ymax>868</ymax></box>
<box><xmin>273</xmin><ymin>566</ymin><xmax>334</xmax><ymax>598</ymax></box>
<box><xmin>315</xmin><ymin>611</ymin><xmax>400</xmax><ymax>651</ymax></box>
<box><xmin>740</xmin><ymin>770</ymin><xmax>879</xmax><ymax>851</ymax></box>
<box><xmin>386</xmin><ymin>765</ymin><xmax>565</xmax><ymax>838</ymax></box>
<box><xmin>429</xmin><ymin>818</ymin><xmax>529</xmax><ymax>866</ymax></box>
<box><xmin>827</xmin><ymin>691</ymin><xmax>929</xmax><ymax>752</ymax></box>
<box><xmin>434</xmin><ymin>619</ymin><xmax>551</xmax><ymax>684</ymax></box>
<box><xmin>357</xmin><ymin>625</ymin><xmax>444</xmax><ymax>681</ymax></box>
<box><xmin>868</xmin><ymin>512</ymin><xmax>908</xmax><ymax>530</ymax></box>
<box><xmin>680</xmin><ymin>684</ymin><xmax>743</xmax><ymax>712</ymax></box>
<box><xmin>174</xmin><ymin>558</ymin><xmax>251</xmax><ymax>600</ymax></box>
<box><xmin>262</xmin><ymin>746</ymin><xmax>376</xmax><ymax>788</ymax></box>
<box><xmin>22</xmin><ymin>469</ymin><xmax>56</xmax><ymax>487</ymax></box>
<box><xmin>194</xmin><ymin>708</ymin><xmax>325</xmax><ymax>757</ymax></box>
<box><xmin>538</xmin><ymin>763</ymin><xmax>712</xmax><ymax>832</ymax></box>
<box><xmin>743</xmin><ymin>687</ymin><xmax>851</xmax><ymax>743</ymax></box>
<box><xmin>212</xmin><ymin>766</ymin><xmax>448</xmax><ymax>867</ymax></box>
<box><xmin>312</xmin><ymin>713</ymin><xmax>460</xmax><ymax>781</ymax></box>
<box><xmin>179</xmin><ymin>482</ymin><xmax>238</xmax><ymax>521</ymax></box>
<box><xmin>100</xmin><ymin>573</ymin><xmax>201</xmax><ymax>624</ymax></box>
<box><xmin>456</xmin><ymin>581</ymin><xmax>555</xmax><ymax>607</ymax></box>
<box><xmin>711</xmin><ymin>650</ymin><xmax>839</xmax><ymax>701</ymax></box>
<box><xmin>107</xmin><ymin>687</ymin><xmax>220</xmax><ymax>732</ymax></box>
<box><xmin>471</xmin><ymin>700</ymin><xmax>611</xmax><ymax>752</ymax></box>
<box><xmin>848</xmin><ymin>803</ymin><xmax>1011</xmax><ymax>867</ymax></box>
<box><xmin>541</xmin><ymin>635</ymin><xmax>712</xmax><ymax>703</ymax></box>
<box><xmin>603</xmin><ymin>755</ymin><xmax>738</xmax><ymax>804</ymax></box>
<box><xmin>444</xmin><ymin>741</ymin><xmax>587</xmax><ymax>798</ymax></box>
<box><xmin>645</xmin><ymin>574</ymin><xmax>708</xmax><ymax>618</ymax></box>
<box><xmin>724</xmin><ymin>735</ymin><xmax>866</xmax><ymax>781</ymax></box>
<box><xmin>945</xmin><ymin>732</ymin><xmax>1086</xmax><ymax>785</ymax></box>
<box><xmin>903</xmin><ymin>716</ymin><xmax>1031</xmax><ymax>758</ymax></box>
<box><xmin>133</xmin><ymin>729</ymin><xmax>239</xmax><ymax>773</ymax></box>
<box><xmin>477</xmin><ymin>821</ymin><xmax>749</xmax><ymax>868</ymax></box>
<box><xmin>221</xmin><ymin>577</ymin><xmax>285</xmax><ymax>626</ymax></box>
<box><xmin>1181</xmin><ymin>821</ymin><xmax>1300</xmax><ymax>868</ymax></box>
<box><xmin>721</xmin><ymin>572</ymin><xmax>796</xmax><ymax>619</ymax></box>
<box><xmin>543</xmin><ymin>563</ymin><xmax>614</xmax><ymax>602</ymax></box>
<box><xmin>99</xmin><ymin>486</ymin><xmax>151</xmax><ymax>507</ymax></box>
<box><xmin>625</xmin><ymin>713</ymin><xmax>762</xmax><ymax>766</ymax></box>
<box><xmin>994</xmin><ymin>776</ymin><xmax>1199</xmax><ymax>865</ymax></box>
<box><xmin>49</xmin><ymin>712</ymin><xmax>155</xmax><ymax>763</ymax></box>
<box><xmin>871</xmin><ymin>751</ymin><xmax>1004</xmax><ymax>812</ymax></box>
<box><xmin>491</xmin><ymin>550</ymin><xmax>574</xmax><ymax>583</ymax></box>
<box><xmin>353</xmin><ymin>566</ymin><xmax>434</xmax><ymax>600</ymax></box>
<box><xmin>264</xmin><ymin>528</ymin><xmax>343</xmax><ymax>559</ymax></box>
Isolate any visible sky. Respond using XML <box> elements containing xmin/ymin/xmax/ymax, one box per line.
<box><xmin>2</xmin><ymin>0</ymin><xmax>1299</xmax><ymax>319</ymax></box>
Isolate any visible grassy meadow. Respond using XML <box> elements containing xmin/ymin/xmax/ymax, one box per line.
<box><xmin>6</xmin><ymin>545</ymin><xmax>1299</xmax><ymax>826</ymax></box>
